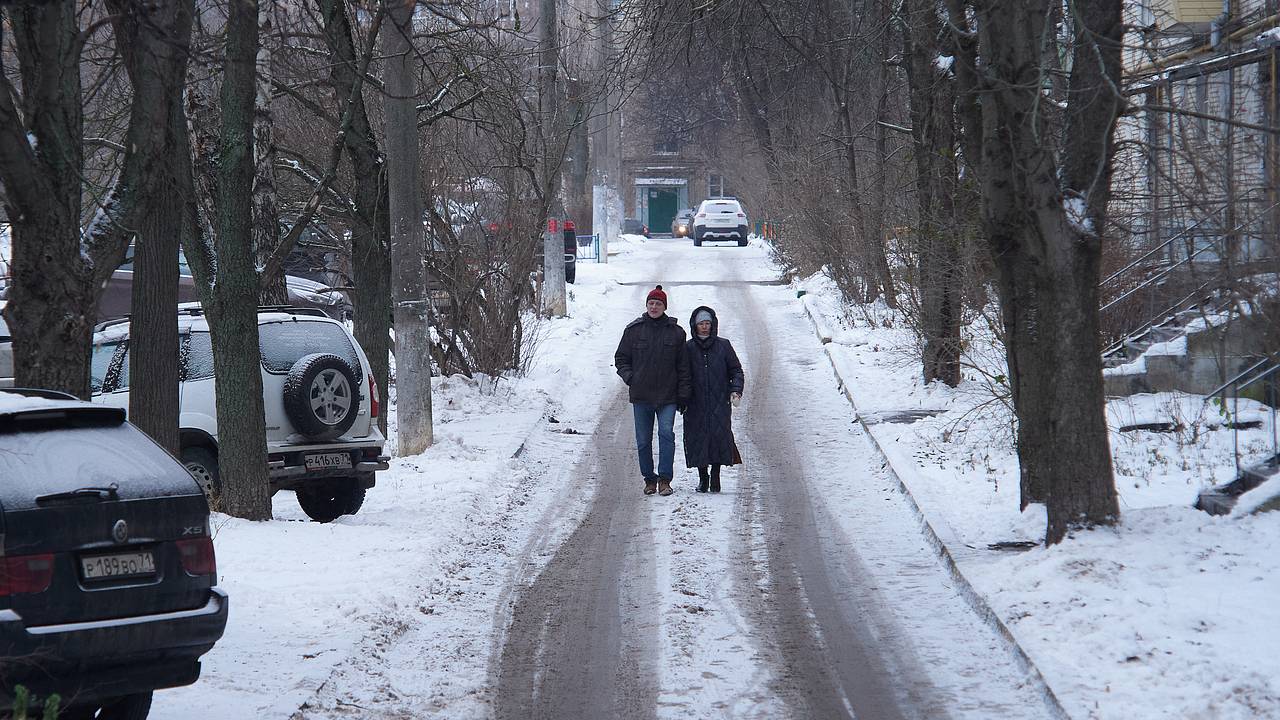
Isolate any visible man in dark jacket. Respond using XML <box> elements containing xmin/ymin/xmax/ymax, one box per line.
<box><xmin>614</xmin><ymin>285</ymin><xmax>691</xmax><ymax>496</ymax></box>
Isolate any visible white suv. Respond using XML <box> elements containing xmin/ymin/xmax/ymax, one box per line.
<box><xmin>693</xmin><ymin>198</ymin><xmax>749</xmax><ymax>246</ymax></box>
<box><xmin>91</xmin><ymin>307</ymin><xmax>388</xmax><ymax>522</ymax></box>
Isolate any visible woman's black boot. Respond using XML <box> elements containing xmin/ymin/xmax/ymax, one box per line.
<box><xmin>710</xmin><ymin>465</ymin><xmax>721</xmax><ymax>493</ymax></box>
<box><xmin>697</xmin><ymin>467</ymin><xmax>710</xmax><ymax>493</ymax></box>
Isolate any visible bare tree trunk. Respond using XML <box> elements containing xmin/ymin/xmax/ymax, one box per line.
<box><xmin>540</xmin><ymin>0</ymin><xmax>566</xmax><ymax>317</ymax></box>
<box><xmin>211</xmin><ymin>0</ymin><xmax>271</xmax><ymax>520</ymax></box>
<box><xmin>383</xmin><ymin>0</ymin><xmax>433</xmax><ymax>454</ymax></box>
<box><xmin>255</xmin><ymin>0</ymin><xmax>286</xmax><ymax>305</ymax></box>
<box><xmin>902</xmin><ymin>0</ymin><xmax>962</xmax><ymax>387</ymax></box>
<box><xmin>104</xmin><ymin>0</ymin><xmax>197</xmax><ymax>454</ymax></box>
<box><xmin>952</xmin><ymin>0</ymin><xmax>1120</xmax><ymax>544</ymax></box>
<box><xmin>0</xmin><ymin>3</ymin><xmax>93</xmax><ymax>398</ymax></box>
<box><xmin>321</xmin><ymin>0</ymin><xmax>391</xmax><ymax>436</ymax></box>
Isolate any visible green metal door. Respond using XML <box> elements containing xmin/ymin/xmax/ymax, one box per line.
<box><xmin>647</xmin><ymin>188</ymin><xmax>678</xmax><ymax>235</ymax></box>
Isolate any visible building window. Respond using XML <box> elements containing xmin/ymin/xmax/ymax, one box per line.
<box><xmin>1194</xmin><ymin>73</ymin><xmax>1208</xmax><ymax>141</ymax></box>
<box><xmin>654</xmin><ymin>135</ymin><xmax>679</xmax><ymax>154</ymax></box>
<box><xmin>708</xmin><ymin>174</ymin><xmax>724</xmax><ymax>198</ymax></box>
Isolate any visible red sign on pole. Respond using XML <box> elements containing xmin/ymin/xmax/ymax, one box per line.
<box><xmin>547</xmin><ymin>218</ymin><xmax>560</xmax><ymax>233</ymax></box>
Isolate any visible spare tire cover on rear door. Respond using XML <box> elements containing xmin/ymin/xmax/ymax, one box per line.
<box><xmin>283</xmin><ymin>353</ymin><xmax>360</xmax><ymax>441</ymax></box>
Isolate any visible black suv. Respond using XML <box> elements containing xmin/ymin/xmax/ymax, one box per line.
<box><xmin>0</xmin><ymin>389</ymin><xmax>228</xmax><ymax>717</ymax></box>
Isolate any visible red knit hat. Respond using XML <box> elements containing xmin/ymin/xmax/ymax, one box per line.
<box><xmin>646</xmin><ymin>285</ymin><xmax>667</xmax><ymax>307</ymax></box>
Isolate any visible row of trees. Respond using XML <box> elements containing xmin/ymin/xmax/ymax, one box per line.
<box><xmin>0</xmin><ymin>0</ymin><xmax>637</xmax><ymax>519</ymax></box>
<box><xmin>637</xmin><ymin>0</ymin><xmax>1128</xmax><ymax>544</ymax></box>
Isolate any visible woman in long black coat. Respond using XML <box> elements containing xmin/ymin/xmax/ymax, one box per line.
<box><xmin>682</xmin><ymin>306</ymin><xmax>744</xmax><ymax>493</ymax></box>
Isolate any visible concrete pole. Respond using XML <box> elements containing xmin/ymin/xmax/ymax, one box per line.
<box><xmin>540</xmin><ymin>0</ymin><xmax>567</xmax><ymax>316</ymax></box>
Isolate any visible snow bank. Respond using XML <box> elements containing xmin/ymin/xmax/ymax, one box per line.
<box><xmin>799</xmin><ymin>272</ymin><xmax>1280</xmax><ymax>719</ymax></box>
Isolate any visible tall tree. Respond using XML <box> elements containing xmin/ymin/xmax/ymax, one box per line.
<box><xmin>901</xmin><ymin>0</ymin><xmax>964</xmax><ymax>387</ymax></box>
<box><xmin>107</xmin><ymin>0</ymin><xmax>197</xmax><ymax>454</ymax></box>
<box><xmin>255</xmin><ymin>0</ymin><xmax>286</xmax><ymax>305</ymax></box>
<box><xmin>319</xmin><ymin>0</ymin><xmax>392</xmax><ymax>437</ymax></box>
<box><xmin>383</xmin><ymin>0</ymin><xmax>434</xmax><ymax>454</ymax></box>
<box><xmin>194</xmin><ymin>0</ymin><xmax>272</xmax><ymax>519</ymax></box>
<box><xmin>948</xmin><ymin>0</ymin><xmax>1121</xmax><ymax>543</ymax></box>
<box><xmin>0</xmin><ymin>2</ymin><xmax>131</xmax><ymax>398</ymax></box>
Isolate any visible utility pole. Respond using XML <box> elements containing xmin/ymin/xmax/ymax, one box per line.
<box><xmin>383</xmin><ymin>0</ymin><xmax>434</xmax><ymax>454</ymax></box>
<box><xmin>540</xmin><ymin>0</ymin><xmax>567</xmax><ymax>316</ymax></box>
<box><xmin>591</xmin><ymin>0</ymin><xmax>621</xmax><ymax>263</ymax></box>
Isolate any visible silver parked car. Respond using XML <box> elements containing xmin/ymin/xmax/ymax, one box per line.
<box><xmin>92</xmin><ymin>307</ymin><xmax>389</xmax><ymax>522</ymax></box>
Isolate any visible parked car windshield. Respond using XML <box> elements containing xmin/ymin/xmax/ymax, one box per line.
<box><xmin>0</xmin><ymin>422</ymin><xmax>186</xmax><ymax>507</ymax></box>
<box><xmin>259</xmin><ymin>320</ymin><xmax>363</xmax><ymax>381</ymax></box>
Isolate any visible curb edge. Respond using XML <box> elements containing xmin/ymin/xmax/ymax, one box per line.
<box><xmin>798</xmin><ymin>295</ymin><xmax>1073</xmax><ymax>720</ymax></box>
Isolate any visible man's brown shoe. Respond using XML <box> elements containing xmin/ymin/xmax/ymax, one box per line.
<box><xmin>657</xmin><ymin>479</ymin><xmax>673</xmax><ymax>496</ymax></box>
<box><xmin>644</xmin><ymin>480</ymin><xmax>658</xmax><ymax>495</ymax></box>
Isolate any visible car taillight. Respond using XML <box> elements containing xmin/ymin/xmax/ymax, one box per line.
<box><xmin>564</xmin><ymin>220</ymin><xmax>576</xmax><ymax>232</ymax></box>
<box><xmin>369</xmin><ymin>374</ymin><xmax>380</xmax><ymax>419</ymax></box>
<box><xmin>696</xmin><ymin>213</ymin><xmax>706</xmax><ymax>219</ymax></box>
<box><xmin>0</xmin><ymin>553</ymin><xmax>55</xmax><ymax>597</ymax></box>
<box><xmin>737</xmin><ymin>213</ymin><xmax>745</xmax><ymax>218</ymax></box>
<box><xmin>177</xmin><ymin>538</ymin><xmax>216</xmax><ymax>577</ymax></box>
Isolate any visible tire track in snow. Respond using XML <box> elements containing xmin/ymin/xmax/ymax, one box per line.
<box><xmin>492</xmin><ymin>391</ymin><xmax>659</xmax><ymax>720</ymax></box>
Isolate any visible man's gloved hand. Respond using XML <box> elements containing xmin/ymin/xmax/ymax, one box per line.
<box><xmin>677</xmin><ymin>402</ymin><xmax>688</xmax><ymax>414</ymax></box>
<box><xmin>730</xmin><ymin>392</ymin><xmax>742</xmax><ymax>408</ymax></box>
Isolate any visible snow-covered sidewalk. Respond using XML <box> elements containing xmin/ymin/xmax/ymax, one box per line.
<box><xmin>795</xmin><ymin>275</ymin><xmax>1280</xmax><ymax>720</ymax></box>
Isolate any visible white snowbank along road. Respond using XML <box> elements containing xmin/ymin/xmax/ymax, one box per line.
<box><xmin>152</xmin><ymin>235</ymin><xmax>1280</xmax><ymax>719</ymax></box>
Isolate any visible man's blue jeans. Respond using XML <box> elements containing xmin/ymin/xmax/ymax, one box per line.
<box><xmin>632</xmin><ymin>402</ymin><xmax>677</xmax><ymax>480</ymax></box>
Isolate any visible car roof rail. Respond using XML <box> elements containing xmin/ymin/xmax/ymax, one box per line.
<box><xmin>1</xmin><ymin>387</ymin><xmax>79</xmax><ymax>401</ymax></box>
<box><xmin>258</xmin><ymin>305</ymin><xmax>331</xmax><ymax>318</ymax></box>
<box><xmin>94</xmin><ymin>316</ymin><xmax>132</xmax><ymax>332</ymax></box>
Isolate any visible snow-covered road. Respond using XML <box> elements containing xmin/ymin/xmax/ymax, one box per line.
<box><xmin>486</xmin><ymin>245</ymin><xmax>1055</xmax><ymax>719</ymax></box>
<box><xmin>155</xmin><ymin>236</ymin><xmax>1058</xmax><ymax>718</ymax></box>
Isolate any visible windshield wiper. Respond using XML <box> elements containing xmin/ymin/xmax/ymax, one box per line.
<box><xmin>36</xmin><ymin>483</ymin><xmax>120</xmax><ymax>505</ymax></box>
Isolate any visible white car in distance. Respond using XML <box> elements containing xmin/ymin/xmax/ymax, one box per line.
<box><xmin>693</xmin><ymin>198</ymin><xmax>749</xmax><ymax>247</ymax></box>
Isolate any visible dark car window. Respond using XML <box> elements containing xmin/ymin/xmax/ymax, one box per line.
<box><xmin>183</xmin><ymin>332</ymin><xmax>215</xmax><ymax>381</ymax></box>
<box><xmin>119</xmin><ymin>245</ymin><xmax>193</xmax><ymax>277</ymax></box>
<box><xmin>0</xmin><ymin>422</ymin><xmax>189</xmax><ymax>508</ymax></box>
<box><xmin>259</xmin><ymin>320</ymin><xmax>362</xmax><ymax>381</ymax></box>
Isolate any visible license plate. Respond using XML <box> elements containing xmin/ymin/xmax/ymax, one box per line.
<box><xmin>305</xmin><ymin>452</ymin><xmax>353</xmax><ymax>471</ymax></box>
<box><xmin>81</xmin><ymin>550</ymin><xmax>155</xmax><ymax>580</ymax></box>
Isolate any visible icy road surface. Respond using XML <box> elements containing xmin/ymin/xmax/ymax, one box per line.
<box><xmin>490</xmin><ymin>240</ymin><xmax>1055</xmax><ymax>720</ymax></box>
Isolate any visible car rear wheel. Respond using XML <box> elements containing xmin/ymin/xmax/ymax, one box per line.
<box><xmin>182</xmin><ymin>445</ymin><xmax>221</xmax><ymax>501</ymax></box>
<box><xmin>283</xmin><ymin>353</ymin><xmax>361</xmax><ymax>441</ymax></box>
<box><xmin>296</xmin><ymin>481</ymin><xmax>366</xmax><ymax>522</ymax></box>
<box><xmin>63</xmin><ymin>692</ymin><xmax>153</xmax><ymax>720</ymax></box>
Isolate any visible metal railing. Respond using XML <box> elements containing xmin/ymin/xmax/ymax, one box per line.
<box><xmin>1099</xmin><ymin>198</ymin><xmax>1280</xmax><ymax>360</ymax></box>
<box><xmin>576</xmin><ymin>234</ymin><xmax>601</xmax><ymax>262</ymax></box>
<box><xmin>1205</xmin><ymin>355</ymin><xmax>1280</xmax><ymax>479</ymax></box>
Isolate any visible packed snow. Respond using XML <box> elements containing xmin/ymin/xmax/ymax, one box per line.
<box><xmin>150</xmin><ymin>235</ymin><xmax>1279</xmax><ymax>719</ymax></box>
